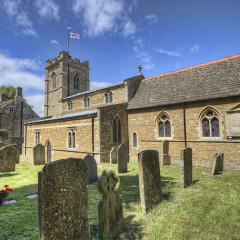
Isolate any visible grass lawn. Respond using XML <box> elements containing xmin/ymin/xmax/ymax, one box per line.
<box><xmin>0</xmin><ymin>160</ymin><xmax>240</xmax><ymax>239</ymax></box>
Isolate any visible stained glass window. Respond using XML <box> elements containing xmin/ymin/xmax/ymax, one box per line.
<box><xmin>202</xmin><ymin>118</ymin><xmax>210</xmax><ymax>137</ymax></box>
<box><xmin>165</xmin><ymin>121</ymin><xmax>171</xmax><ymax>137</ymax></box>
<box><xmin>211</xmin><ymin>118</ymin><xmax>219</xmax><ymax>137</ymax></box>
<box><xmin>159</xmin><ymin>121</ymin><xmax>164</xmax><ymax>137</ymax></box>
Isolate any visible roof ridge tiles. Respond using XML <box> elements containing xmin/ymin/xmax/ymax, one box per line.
<box><xmin>142</xmin><ymin>52</ymin><xmax>240</xmax><ymax>82</ymax></box>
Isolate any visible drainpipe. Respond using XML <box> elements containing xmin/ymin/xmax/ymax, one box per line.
<box><xmin>182</xmin><ymin>103</ymin><xmax>187</xmax><ymax>148</ymax></box>
<box><xmin>92</xmin><ymin>117</ymin><xmax>94</xmax><ymax>158</ymax></box>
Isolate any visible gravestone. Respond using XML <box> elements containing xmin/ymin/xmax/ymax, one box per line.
<box><xmin>180</xmin><ymin>147</ymin><xmax>192</xmax><ymax>188</ymax></box>
<box><xmin>0</xmin><ymin>145</ymin><xmax>17</xmax><ymax>172</ymax></box>
<box><xmin>138</xmin><ymin>150</ymin><xmax>162</xmax><ymax>213</ymax></box>
<box><xmin>98</xmin><ymin>169</ymin><xmax>125</xmax><ymax>239</ymax></box>
<box><xmin>8</xmin><ymin>144</ymin><xmax>20</xmax><ymax>164</ymax></box>
<box><xmin>33</xmin><ymin>144</ymin><xmax>45</xmax><ymax>165</ymax></box>
<box><xmin>117</xmin><ymin>144</ymin><xmax>128</xmax><ymax>173</ymax></box>
<box><xmin>211</xmin><ymin>152</ymin><xmax>224</xmax><ymax>175</ymax></box>
<box><xmin>110</xmin><ymin>147</ymin><xmax>118</xmax><ymax>164</ymax></box>
<box><xmin>161</xmin><ymin>140</ymin><xmax>171</xmax><ymax>165</ymax></box>
<box><xmin>38</xmin><ymin>158</ymin><xmax>90</xmax><ymax>240</ymax></box>
<box><xmin>83</xmin><ymin>154</ymin><xmax>98</xmax><ymax>184</ymax></box>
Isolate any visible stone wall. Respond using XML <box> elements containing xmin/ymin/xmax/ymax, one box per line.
<box><xmin>128</xmin><ymin>97</ymin><xmax>240</xmax><ymax>170</ymax></box>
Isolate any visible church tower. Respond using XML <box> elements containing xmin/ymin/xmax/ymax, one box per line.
<box><xmin>44</xmin><ymin>51</ymin><xmax>90</xmax><ymax>117</ymax></box>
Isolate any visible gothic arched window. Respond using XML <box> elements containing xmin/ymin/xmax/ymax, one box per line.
<box><xmin>105</xmin><ymin>91</ymin><xmax>113</xmax><ymax>104</ymax></box>
<box><xmin>52</xmin><ymin>73</ymin><xmax>56</xmax><ymax>89</ymax></box>
<box><xmin>84</xmin><ymin>97</ymin><xmax>90</xmax><ymax>108</ymax></box>
<box><xmin>68</xmin><ymin>128</ymin><xmax>76</xmax><ymax>148</ymax></box>
<box><xmin>157</xmin><ymin>112</ymin><xmax>172</xmax><ymax>138</ymax></box>
<box><xmin>68</xmin><ymin>101</ymin><xmax>73</xmax><ymax>111</ymax></box>
<box><xmin>74</xmin><ymin>74</ymin><xmax>79</xmax><ymax>89</ymax></box>
<box><xmin>200</xmin><ymin>108</ymin><xmax>220</xmax><ymax>138</ymax></box>
<box><xmin>133</xmin><ymin>133</ymin><xmax>137</xmax><ymax>147</ymax></box>
<box><xmin>113</xmin><ymin>116</ymin><xmax>121</xmax><ymax>143</ymax></box>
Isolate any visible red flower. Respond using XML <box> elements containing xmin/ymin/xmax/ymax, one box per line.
<box><xmin>1</xmin><ymin>189</ymin><xmax>6</xmax><ymax>193</ymax></box>
<box><xmin>6</xmin><ymin>188</ymin><xmax>10</xmax><ymax>191</ymax></box>
<box><xmin>9</xmin><ymin>188</ymin><xmax>13</xmax><ymax>191</ymax></box>
<box><xmin>4</xmin><ymin>185</ymin><xmax>9</xmax><ymax>188</ymax></box>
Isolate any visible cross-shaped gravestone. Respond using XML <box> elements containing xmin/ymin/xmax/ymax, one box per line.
<box><xmin>98</xmin><ymin>170</ymin><xmax>125</xmax><ymax>239</ymax></box>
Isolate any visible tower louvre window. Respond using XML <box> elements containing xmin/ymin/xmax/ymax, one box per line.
<box><xmin>74</xmin><ymin>74</ymin><xmax>79</xmax><ymax>89</ymax></box>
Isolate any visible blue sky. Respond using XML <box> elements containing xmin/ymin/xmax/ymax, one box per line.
<box><xmin>0</xmin><ymin>0</ymin><xmax>240</xmax><ymax>117</ymax></box>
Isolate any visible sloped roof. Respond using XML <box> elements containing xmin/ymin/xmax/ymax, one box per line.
<box><xmin>25</xmin><ymin>109</ymin><xmax>97</xmax><ymax>125</ymax></box>
<box><xmin>128</xmin><ymin>54</ymin><xmax>240</xmax><ymax>110</ymax></box>
<box><xmin>0</xmin><ymin>99</ymin><xmax>14</xmax><ymax>108</ymax></box>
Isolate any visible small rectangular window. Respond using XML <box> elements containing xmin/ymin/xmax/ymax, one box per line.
<box><xmin>10</xmin><ymin>107</ymin><xmax>14</xmax><ymax>112</ymax></box>
<box><xmin>35</xmin><ymin>131</ymin><xmax>40</xmax><ymax>144</ymax></box>
<box><xmin>23</xmin><ymin>108</ymin><xmax>28</xmax><ymax>114</ymax></box>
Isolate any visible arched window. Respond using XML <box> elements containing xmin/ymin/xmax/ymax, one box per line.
<box><xmin>84</xmin><ymin>97</ymin><xmax>90</xmax><ymax>108</ymax></box>
<box><xmin>68</xmin><ymin>128</ymin><xmax>76</xmax><ymax>148</ymax></box>
<box><xmin>113</xmin><ymin>116</ymin><xmax>121</xmax><ymax>143</ymax></box>
<box><xmin>133</xmin><ymin>133</ymin><xmax>137</xmax><ymax>147</ymax></box>
<box><xmin>74</xmin><ymin>74</ymin><xmax>79</xmax><ymax>89</ymax></box>
<box><xmin>105</xmin><ymin>91</ymin><xmax>113</xmax><ymax>103</ymax></box>
<box><xmin>157</xmin><ymin>112</ymin><xmax>172</xmax><ymax>138</ymax></box>
<box><xmin>200</xmin><ymin>108</ymin><xmax>220</xmax><ymax>138</ymax></box>
<box><xmin>52</xmin><ymin>73</ymin><xmax>56</xmax><ymax>89</ymax></box>
<box><xmin>68</xmin><ymin>101</ymin><xmax>73</xmax><ymax>111</ymax></box>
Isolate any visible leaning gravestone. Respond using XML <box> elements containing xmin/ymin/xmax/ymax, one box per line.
<box><xmin>211</xmin><ymin>152</ymin><xmax>224</xmax><ymax>175</ymax></box>
<box><xmin>110</xmin><ymin>147</ymin><xmax>118</xmax><ymax>164</ymax></box>
<box><xmin>180</xmin><ymin>147</ymin><xmax>192</xmax><ymax>188</ymax></box>
<box><xmin>117</xmin><ymin>144</ymin><xmax>128</xmax><ymax>173</ymax></box>
<box><xmin>0</xmin><ymin>145</ymin><xmax>18</xmax><ymax>172</ymax></box>
<box><xmin>33</xmin><ymin>144</ymin><xmax>45</xmax><ymax>165</ymax></box>
<box><xmin>83</xmin><ymin>154</ymin><xmax>98</xmax><ymax>184</ymax></box>
<box><xmin>98</xmin><ymin>169</ymin><xmax>125</xmax><ymax>239</ymax></box>
<box><xmin>138</xmin><ymin>150</ymin><xmax>162</xmax><ymax>213</ymax></box>
<box><xmin>161</xmin><ymin>140</ymin><xmax>171</xmax><ymax>165</ymax></box>
<box><xmin>38</xmin><ymin>158</ymin><xmax>90</xmax><ymax>240</ymax></box>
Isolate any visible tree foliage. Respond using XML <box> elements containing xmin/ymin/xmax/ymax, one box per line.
<box><xmin>0</xmin><ymin>85</ymin><xmax>16</xmax><ymax>100</ymax></box>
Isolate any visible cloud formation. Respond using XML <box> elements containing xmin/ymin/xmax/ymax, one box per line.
<box><xmin>191</xmin><ymin>44</ymin><xmax>200</xmax><ymax>54</ymax></box>
<box><xmin>144</xmin><ymin>14</ymin><xmax>158</xmax><ymax>24</ymax></box>
<box><xmin>72</xmin><ymin>0</ymin><xmax>136</xmax><ymax>37</ymax></box>
<box><xmin>34</xmin><ymin>0</ymin><xmax>60</xmax><ymax>21</ymax></box>
<box><xmin>156</xmin><ymin>48</ymin><xmax>185</xmax><ymax>57</ymax></box>
<box><xmin>51</xmin><ymin>40</ymin><xmax>59</xmax><ymax>45</ymax></box>
<box><xmin>1</xmin><ymin>0</ymin><xmax>38</xmax><ymax>37</ymax></box>
<box><xmin>0</xmin><ymin>53</ymin><xmax>45</xmax><ymax>116</ymax></box>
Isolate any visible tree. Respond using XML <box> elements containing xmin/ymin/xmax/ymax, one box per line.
<box><xmin>0</xmin><ymin>85</ymin><xmax>16</xmax><ymax>101</ymax></box>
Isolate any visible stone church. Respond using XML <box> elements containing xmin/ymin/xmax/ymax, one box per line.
<box><xmin>24</xmin><ymin>51</ymin><xmax>240</xmax><ymax>170</ymax></box>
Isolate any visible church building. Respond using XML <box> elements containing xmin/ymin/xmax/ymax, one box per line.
<box><xmin>24</xmin><ymin>51</ymin><xmax>240</xmax><ymax>170</ymax></box>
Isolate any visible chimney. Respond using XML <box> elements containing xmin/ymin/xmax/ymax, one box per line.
<box><xmin>16</xmin><ymin>87</ymin><xmax>22</xmax><ymax>97</ymax></box>
<box><xmin>0</xmin><ymin>93</ymin><xmax>7</xmax><ymax>102</ymax></box>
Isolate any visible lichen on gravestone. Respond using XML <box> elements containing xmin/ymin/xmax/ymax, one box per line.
<box><xmin>98</xmin><ymin>169</ymin><xmax>125</xmax><ymax>239</ymax></box>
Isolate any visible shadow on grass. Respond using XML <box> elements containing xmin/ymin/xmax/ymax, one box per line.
<box><xmin>0</xmin><ymin>172</ymin><xmax>20</xmax><ymax>178</ymax></box>
<box><xmin>8</xmin><ymin>183</ymin><xmax>38</xmax><ymax>200</ymax></box>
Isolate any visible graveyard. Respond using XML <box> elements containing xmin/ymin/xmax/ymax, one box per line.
<box><xmin>0</xmin><ymin>159</ymin><xmax>240</xmax><ymax>239</ymax></box>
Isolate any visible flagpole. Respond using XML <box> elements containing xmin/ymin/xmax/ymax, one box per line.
<box><xmin>67</xmin><ymin>27</ymin><xmax>71</xmax><ymax>54</ymax></box>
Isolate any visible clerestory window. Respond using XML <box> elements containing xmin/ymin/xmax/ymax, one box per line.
<box><xmin>68</xmin><ymin>128</ymin><xmax>76</xmax><ymax>148</ymax></box>
<box><xmin>68</xmin><ymin>101</ymin><xmax>73</xmax><ymax>111</ymax></box>
<box><xmin>105</xmin><ymin>91</ymin><xmax>113</xmax><ymax>104</ymax></box>
<box><xmin>84</xmin><ymin>97</ymin><xmax>90</xmax><ymax>108</ymax></box>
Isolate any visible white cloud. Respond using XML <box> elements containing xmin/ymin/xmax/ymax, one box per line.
<box><xmin>0</xmin><ymin>53</ymin><xmax>45</xmax><ymax>115</ymax></box>
<box><xmin>1</xmin><ymin>0</ymin><xmax>38</xmax><ymax>37</ymax></box>
<box><xmin>51</xmin><ymin>40</ymin><xmax>59</xmax><ymax>45</ymax></box>
<box><xmin>144</xmin><ymin>14</ymin><xmax>158</xmax><ymax>24</ymax></box>
<box><xmin>191</xmin><ymin>44</ymin><xmax>200</xmax><ymax>54</ymax></box>
<box><xmin>24</xmin><ymin>94</ymin><xmax>45</xmax><ymax>117</ymax></box>
<box><xmin>156</xmin><ymin>49</ymin><xmax>185</xmax><ymax>57</ymax></box>
<box><xmin>143</xmin><ymin>63</ymin><xmax>155</xmax><ymax>70</ymax></box>
<box><xmin>122</xmin><ymin>18</ymin><xmax>136</xmax><ymax>37</ymax></box>
<box><xmin>34</xmin><ymin>0</ymin><xmax>59</xmax><ymax>21</ymax></box>
<box><xmin>72</xmin><ymin>0</ymin><xmax>136</xmax><ymax>38</ymax></box>
<box><xmin>90</xmin><ymin>81</ymin><xmax>111</xmax><ymax>90</ymax></box>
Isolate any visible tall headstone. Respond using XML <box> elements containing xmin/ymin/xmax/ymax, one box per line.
<box><xmin>98</xmin><ymin>170</ymin><xmax>125</xmax><ymax>239</ymax></box>
<box><xmin>83</xmin><ymin>154</ymin><xmax>98</xmax><ymax>184</ymax></box>
<box><xmin>33</xmin><ymin>144</ymin><xmax>45</xmax><ymax>165</ymax></box>
<box><xmin>9</xmin><ymin>144</ymin><xmax>20</xmax><ymax>164</ymax></box>
<box><xmin>161</xmin><ymin>140</ymin><xmax>171</xmax><ymax>165</ymax></box>
<box><xmin>38</xmin><ymin>158</ymin><xmax>90</xmax><ymax>240</ymax></box>
<box><xmin>138</xmin><ymin>150</ymin><xmax>162</xmax><ymax>213</ymax></box>
<box><xmin>211</xmin><ymin>152</ymin><xmax>224</xmax><ymax>175</ymax></box>
<box><xmin>117</xmin><ymin>144</ymin><xmax>128</xmax><ymax>173</ymax></box>
<box><xmin>0</xmin><ymin>145</ymin><xmax>17</xmax><ymax>172</ymax></box>
<box><xmin>110</xmin><ymin>147</ymin><xmax>118</xmax><ymax>164</ymax></box>
<box><xmin>180</xmin><ymin>147</ymin><xmax>192</xmax><ymax>188</ymax></box>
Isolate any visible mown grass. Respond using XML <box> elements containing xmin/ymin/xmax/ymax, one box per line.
<box><xmin>0</xmin><ymin>161</ymin><xmax>240</xmax><ymax>239</ymax></box>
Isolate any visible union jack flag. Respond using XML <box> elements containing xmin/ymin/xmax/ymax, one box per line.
<box><xmin>70</xmin><ymin>32</ymin><xmax>80</xmax><ymax>39</ymax></box>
